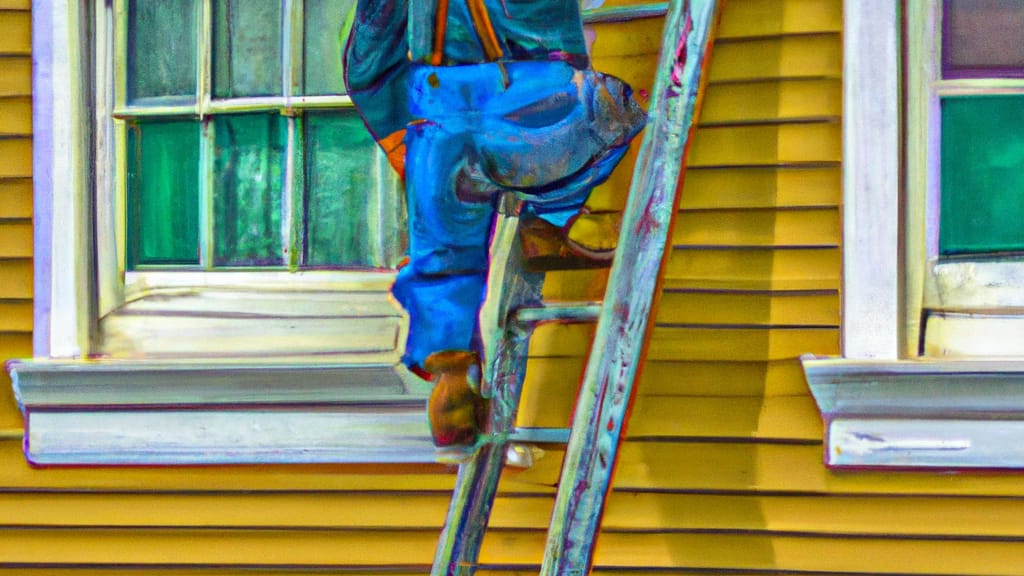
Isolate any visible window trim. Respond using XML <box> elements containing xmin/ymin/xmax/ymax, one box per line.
<box><xmin>804</xmin><ymin>0</ymin><xmax>1024</xmax><ymax>470</ymax></box>
<box><xmin>23</xmin><ymin>0</ymin><xmax>660</xmax><ymax>465</ymax></box>
<box><xmin>89</xmin><ymin>0</ymin><xmax>406</xmax><ymax>355</ymax></box>
<box><xmin>33</xmin><ymin>0</ymin><xmax>93</xmax><ymax>359</ymax></box>
<box><xmin>97</xmin><ymin>0</ymin><xmax>402</xmax><ymax>317</ymax></box>
<box><xmin>841</xmin><ymin>0</ymin><xmax>901</xmax><ymax>361</ymax></box>
<box><xmin>21</xmin><ymin>0</ymin><xmax>435</xmax><ymax>465</ymax></box>
<box><xmin>908</xmin><ymin>0</ymin><xmax>1024</xmax><ymax>357</ymax></box>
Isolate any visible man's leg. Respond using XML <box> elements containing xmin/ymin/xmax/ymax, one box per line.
<box><xmin>393</xmin><ymin>119</ymin><xmax>495</xmax><ymax>370</ymax></box>
<box><xmin>468</xmin><ymin>63</ymin><xmax>645</xmax><ymax>261</ymax></box>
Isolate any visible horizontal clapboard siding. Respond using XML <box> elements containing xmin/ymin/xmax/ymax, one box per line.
<box><xmin>0</xmin><ymin>56</ymin><xmax>30</xmax><ymax>96</ymax></box>
<box><xmin>0</xmin><ymin>528</ymin><xmax>1022</xmax><ymax>575</ymax></box>
<box><xmin>553</xmin><ymin>1</ymin><xmax>1017</xmax><ymax>575</ymax></box>
<box><xmin>0</xmin><ymin>178</ymin><xmax>31</xmax><ymax>218</ymax></box>
<box><xmin>4</xmin><ymin>1</ymin><xmax>1024</xmax><ymax>575</ymax></box>
<box><xmin>0</xmin><ymin>5</ymin><xmax>31</xmax><ymax>434</ymax></box>
<box><xmin>13</xmin><ymin>490</ymin><xmax>1024</xmax><ymax>539</ymax></box>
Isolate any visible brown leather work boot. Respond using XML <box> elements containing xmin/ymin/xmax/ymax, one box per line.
<box><xmin>518</xmin><ymin>211</ymin><xmax>619</xmax><ymax>271</ymax></box>
<box><xmin>565</xmin><ymin>209</ymin><xmax>620</xmax><ymax>260</ymax></box>
<box><xmin>425</xmin><ymin>350</ymin><xmax>488</xmax><ymax>449</ymax></box>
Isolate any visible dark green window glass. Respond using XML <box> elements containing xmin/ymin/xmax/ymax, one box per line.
<box><xmin>213</xmin><ymin>0</ymin><xmax>283</xmax><ymax>98</ymax></box>
<box><xmin>127</xmin><ymin>120</ymin><xmax>201</xmax><ymax>268</ymax></box>
<box><xmin>213</xmin><ymin>114</ymin><xmax>288</xmax><ymax>266</ymax></box>
<box><xmin>303</xmin><ymin>0</ymin><xmax>356</xmax><ymax>96</ymax></box>
<box><xmin>304</xmin><ymin>111</ymin><xmax>398</xmax><ymax>267</ymax></box>
<box><xmin>127</xmin><ymin>0</ymin><xmax>198</xmax><ymax>103</ymax></box>
<box><xmin>940</xmin><ymin>95</ymin><xmax>1024</xmax><ymax>255</ymax></box>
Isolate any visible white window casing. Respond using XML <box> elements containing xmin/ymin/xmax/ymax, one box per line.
<box><xmin>16</xmin><ymin>0</ymin><xmax>647</xmax><ymax>465</ymax></box>
<box><xmin>841</xmin><ymin>0</ymin><xmax>901</xmax><ymax>361</ymax></box>
<box><xmin>803</xmin><ymin>0</ymin><xmax>1024</xmax><ymax>470</ymax></box>
<box><xmin>16</xmin><ymin>0</ymin><xmax>433</xmax><ymax>465</ymax></box>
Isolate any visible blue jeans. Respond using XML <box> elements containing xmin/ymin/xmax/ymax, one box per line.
<box><xmin>395</xmin><ymin>60</ymin><xmax>645</xmax><ymax>368</ymax></box>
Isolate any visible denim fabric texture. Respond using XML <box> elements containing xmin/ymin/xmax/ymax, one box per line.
<box><xmin>344</xmin><ymin>1</ymin><xmax>645</xmax><ymax>368</ymax></box>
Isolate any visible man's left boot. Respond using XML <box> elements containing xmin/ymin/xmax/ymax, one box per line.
<box><xmin>518</xmin><ymin>211</ymin><xmax>620</xmax><ymax>271</ymax></box>
<box><xmin>424</xmin><ymin>350</ymin><xmax>488</xmax><ymax>450</ymax></box>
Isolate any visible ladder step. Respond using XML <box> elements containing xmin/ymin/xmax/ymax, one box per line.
<box><xmin>510</xmin><ymin>427</ymin><xmax>571</xmax><ymax>444</ymax></box>
<box><xmin>512</xmin><ymin>301</ymin><xmax>602</xmax><ymax>326</ymax></box>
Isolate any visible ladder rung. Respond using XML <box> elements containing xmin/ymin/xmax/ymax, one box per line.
<box><xmin>512</xmin><ymin>301</ymin><xmax>602</xmax><ymax>326</ymax></box>
<box><xmin>510</xmin><ymin>427</ymin><xmax>571</xmax><ymax>444</ymax></box>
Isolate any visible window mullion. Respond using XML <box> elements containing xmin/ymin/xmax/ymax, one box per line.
<box><xmin>113</xmin><ymin>0</ymin><xmax>127</xmax><ymax>111</ymax></box>
<box><xmin>97</xmin><ymin>0</ymin><xmax>127</xmax><ymax>318</ymax></box>
<box><xmin>935</xmin><ymin>79</ymin><xmax>1024</xmax><ymax>97</ymax></box>
<box><xmin>288</xmin><ymin>115</ymin><xmax>303</xmax><ymax>270</ymax></box>
<box><xmin>905</xmin><ymin>0</ymin><xmax>941</xmax><ymax>357</ymax></box>
<box><xmin>199</xmin><ymin>0</ymin><xmax>215</xmax><ymax>269</ymax></box>
<box><xmin>198</xmin><ymin>0</ymin><xmax>212</xmax><ymax>118</ymax></box>
<box><xmin>114</xmin><ymin>96</ymin><xmax>354</xmax><ymax>118</ymax></box>
<box><xmin>284</xmin><ymin>0</ymin><xmax>302</xmax><ymax>103</ymax></box>
<box><xmin>284</xmin><ymin>0</ymin><xmax>302</xmax><ymax>270</ymax></box>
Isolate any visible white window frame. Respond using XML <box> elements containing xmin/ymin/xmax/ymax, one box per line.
<box><xmin>906</xmin><ymin>0</ymin><xmax>1024</xmax><ymax>358</ymax></box>
<box><xmin>802</xmin><ymin>0</ymin><xmax>1024</xmax><ymax>470</ymax></box>
<box><xmin>840</xmin><ymin>0</ymin><xmax>901</xmax><ymax>361</ymax></box>
<box><xmin>21</xmin><ymin>0</ymin><xmax>436</xmax><ymax>465</ymax></box>
<box><xmin>95</xmin><ymin>0</ymin><xmax>406</xmax><ymax>359</ymax></box>
<box><xmin>21</xmin><ymin>0</ymin><xmax>625</xmax><ymax>465</ymax></box>
<box><xmin>42</xmin><ymin>0</ymin><xmax>406</xmax><ymax>359</ymax></box>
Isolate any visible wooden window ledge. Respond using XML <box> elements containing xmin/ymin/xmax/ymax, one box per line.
<box><xmin>801</xmin><ymin>354</ymin><xmax>1024</xmax><ymax>469</ymax></box>
<box><xmin>6</xmin><ymin>359</ymin><xmax>440</xmax><ymax>465</ymax></box>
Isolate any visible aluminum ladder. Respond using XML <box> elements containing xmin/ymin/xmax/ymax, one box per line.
<box><xmin>432</xmin><ymin>1</ymin><xmax>721</xmax><ymax>573</ymax></box>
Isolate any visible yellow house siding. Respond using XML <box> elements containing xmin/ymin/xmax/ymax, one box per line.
<box><xmin>594</xmin><ymin>1</ymin><xmax>1024</xmax><ymax>574</ymax></box>
<box><xmin>0</xmin><ymin>4</ymin><xmax>31</xmax><ymax>433</ymax></box>
<box><xmin>3</xmin><ymin>1</ymin><xmax>1024</xmax><ymax>574</ymax></box>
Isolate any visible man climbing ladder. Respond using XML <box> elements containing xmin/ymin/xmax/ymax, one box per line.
<box><xmin>343</xmin><ymin>0</ymin><xmax>646</xmax><ymax>449</ymax></box>
<box><xmin>344</xmin><ymin>0</ymin><xmax>720</xmax><ymax>573</ymax></box>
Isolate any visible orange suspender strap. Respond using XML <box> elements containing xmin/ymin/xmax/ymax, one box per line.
<box><xmin>430</xmin><ymin>0</ymin><xmax>504</xmax><ymax>65</ymax></box>
<box><xmin>430</xmin><ymin>0</ymin><xmax>450</xmax><ymax>66</ymax></box>
<box><xmin>466</xmin><ymin>0</ymin><xmax>504</xmax><ymax>61</ymax></box>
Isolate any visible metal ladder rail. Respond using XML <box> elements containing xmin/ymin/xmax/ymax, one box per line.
<box><xmin>431</xmin><ymin>1</ymin><xmax>721</xmax><ymax>572</ymax></box>
<box><xmin>541</xmin><ymin>0</ymin><xmax>722</xmax><ymax>573</ymax></box>
<box><xmin>431</xmin><ymin>196</ymin><xmax>601</xmax><ymax>575</ymax></box>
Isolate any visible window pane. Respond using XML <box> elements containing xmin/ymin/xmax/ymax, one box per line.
<box><xmin>127</xmin><ymin>120</ymin><xmax>201</xmax><ymax>268</ymax></box>
<box><xmin>303</xmin><ymin>0</ymin><xmax>355</xmax><ymax>96</ymax></box>
<box><xmin>213</xmin><ymin>114</ymin><xmax>288</xmax><ymax>266</ymax></box>
<box><xmin>304</xmin><ymin>111</ymin><xmax>401</xmax><ymax>267</ymax></box>
<box><xmin>940</xmin><ymin>96</ymin><xmax>1024</xmax><ymax>255</ymax></box>
<box><xmin>213</xmin><ymin>0</ymin><xmax>283</xmax><ymax>98</ymax></box>
<box><xmin>127</xmin><ymin>0</ymin><xmax>198</xmax><ymax>103</ymax></box>
<box><xmin>943</xmin><ymin>0</ymin><xmax>1024</xmax><ymax>78</ymax></box>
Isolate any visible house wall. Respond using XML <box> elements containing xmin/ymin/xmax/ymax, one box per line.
<box><xmin>0</xmin><ymin>0</ymin><xmax>33</xmax><ymax>437</ymax></box>
<box><xmin>3</xmin><ymin>0</ymin><xmax>1022</xmax><ymax>574</ymax></box>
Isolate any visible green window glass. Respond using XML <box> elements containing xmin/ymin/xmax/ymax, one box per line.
<box><xmin>303</xmin><ymin>0</ymin><xmax>356</xmax><ymax>96</ymax></box>
<box><xmin>122</xmin><ymin>0</ymin><xmax>401</xmax><ymax>272</ymax></box>
<box><xmin>213</xmin><ymin>114</ymin><xmax>288</xmax><ymax>266</ymax></box>
<box><xmin>213</xmin><ymin>0</ymin><xmax>284</xmax><ymax>98</ymax></box>
<box><xmin>304</xmin><ymin>111</ymin><xmax>398</xmax><ymax>267</ymax></box>
<box><xmin>940</xmin><ymin>95</ymin><xmax>1024</xmax><ymax>255</ymax></box>
<box><xmin>127</xmin><ymin>120</ymin><xmax>201</xmax><ymax>268</ymax></box>
<box><xmin>127</xmin><ymin>0</ymin><xmax>199</xmax><ymax>104</ymax></box>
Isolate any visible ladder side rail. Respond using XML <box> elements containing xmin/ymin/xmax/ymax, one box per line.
<box><xmin>429</xmin><ymin>332</ymin><xmax>531</xmax><ymax>576</ymax></box>
<box><xmin>540</xmin><ymin>1</ymin><xmax>721</xmax><ymax>573</ymax></box>
<box><xmin>432</xmin><ymin>201</ymin><xmax>544</xmax><ymax>576</ymax></box>
<box><xmin>479</xmin><ymin>198</ymin><xmax>546</xmax><ymax>400</ymax></box>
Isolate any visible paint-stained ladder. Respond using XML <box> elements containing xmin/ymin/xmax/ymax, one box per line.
<box><xmin>430</xmin><ymin>1</ymin><xmax>722</xmax><ymax>574</ymax></box>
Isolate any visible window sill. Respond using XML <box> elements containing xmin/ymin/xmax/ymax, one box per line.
<box><xmin>801</xmin><ymin>354</ymin><xmax>1024</xmax><ymax>469</ymax></box>
<box><xmin>7</xmin><ymin>359</ymin><xmax>440</xmax><ymax>465</ymax></box>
